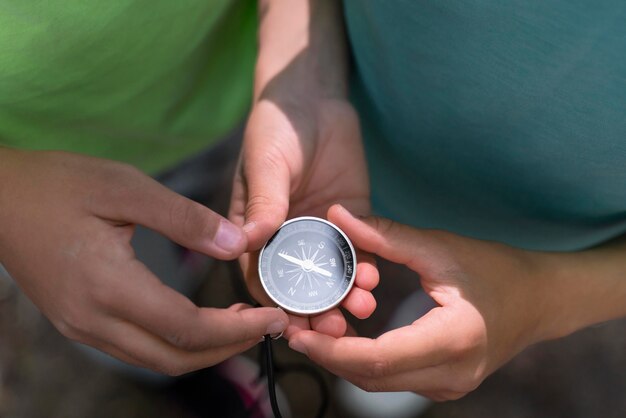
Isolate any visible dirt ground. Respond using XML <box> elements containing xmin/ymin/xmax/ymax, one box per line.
<box><xmin>1</xmin><ymin>258</ymin><xmax>625</xmax><ymax>418</ymax></box>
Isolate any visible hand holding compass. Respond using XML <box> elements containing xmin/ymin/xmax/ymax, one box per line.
<box><xmin>229</xmin><ymin>100</ymin><xmax>375</xmax><ymax>334</ymax></box>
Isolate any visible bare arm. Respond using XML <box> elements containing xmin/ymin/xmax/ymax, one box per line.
<box><xmin>254</xmin><ymin>0</ymin><xmax>348</xmax><ymax>103</ymax></box>
<box><xmin>538</xmin><ymin>235</ymin><xmax>626</xmax><ymax>340</ymax></box>
<box><xmin>230</xmin><ymin>0</ymin><xmax>377</xmax><ymax>337</ymax></box>
<box><xmin>288</xmin><ymin>205</ymin><xmax>626</xmax><ymax>399</ymax></box>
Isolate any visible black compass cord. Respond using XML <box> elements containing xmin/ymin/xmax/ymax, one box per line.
<box><xmin>263</xmin><ymin>334</ymin><xmax>283</xmax><ymax>418</ymax></box>
<box><xmin>256</xmin><ymin>334</ymin><xmax>329</xmax><ymax>418</ymax></box>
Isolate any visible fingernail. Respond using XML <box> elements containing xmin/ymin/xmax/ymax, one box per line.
<box><xmin>215</xmin><ymin>220</ymin><xmax>244</xmax><ymax>252</ymax></box>
<box><xmin>266</xmin><ymin>320</ymin><xmax>287</xmax><ymax>335</ymax></box>
<box><xmin>243</xmin><ymin>221</ymin><xmax>256</xmax><ymax>233</ymax></box>
<box><xmin>289</xmin><ymin>339</ymin><xmax>308</xmax><ymax>355</ymax></box>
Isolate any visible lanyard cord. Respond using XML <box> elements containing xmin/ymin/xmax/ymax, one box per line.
<box><xmin>264</xmin><ymin>335</ymin><xmax>283</xmax><ymax>418</ymax></box>
<box><xmin>258</xmin><ymin>335</ymin><xmax>329</xmax><ymax>418</ymax></box>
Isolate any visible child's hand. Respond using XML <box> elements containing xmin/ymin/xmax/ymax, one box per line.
<box><xmin>0</xmin><ymin>148</ymin><xmax>288</xmax><ymax>375</ymax></box>
<box><xmin>288</xmin><ymin>204</ymin><xmax>569</xmax><ymax>400</ymax></box>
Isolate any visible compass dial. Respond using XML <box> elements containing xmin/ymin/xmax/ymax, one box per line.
<box><xmin>258</xmin><ymin>217</ymin><xmax>356</xmax><ymax>315</ymax></box>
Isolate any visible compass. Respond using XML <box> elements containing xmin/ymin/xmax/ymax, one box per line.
<box><xmin>258</xmin><ymin>216</ymin><xmax>356</xmax><ymax>315</ymax></box>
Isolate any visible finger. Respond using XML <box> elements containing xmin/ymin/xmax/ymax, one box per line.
<box><xmin>339</xmin><ymin>251</ymin><xmax>379</xmax><ymax>320</ymax></box>
<box><xmin>239</xmin><ymin>113</ymin><xmax>292</xmax><ymax>250</ymax></box>
<box><xmin>341</xmin><ymin>287</ymin><xmax>376</xmax><ymax>320</ymax></box>
<box><xmin>96</xmin><ymin>318</ymin><xmax>259</xmax><ymax>375</ymax></box>
<box><xmin>289</xmin><ymin>307</ymin><xmax>454</xmax><ymax>377</ymax></box>
<box><xmin>239</xmin><ymin>251</ymin><xmax>276</xmax><ymax>307</ymax></box>
<box><xmin>77</xmin><ymin>335</ymin><xmax>149</xmax><ymax>370</ymax></box>
<box><xmin>348</xmin><ymin>366</ymin><xmax>455</xmax><ymax>393</ymax></box>
<box><xmin>284</xmin><ymin>313</ymin><xmax>311</xmax><ymax>339</ymax></box>
<box><xmin>354</xmin><ymin>251</ymin><xmax>379</xmax><ymax>292</ymax></box>
<box><xmin>345</xmin><ymin>322</ymin><xmax>358</xmax><ymax>337</ymax></box>
<box><xmin>284</xmin><ymin>308</ymin><xmax>348</xmax><ymax>340</ymax></box>
<box><xmin>327</xmin><ymin>204</ymin><xmax>430</xmax><ymax>270</ymax></box>
<box><xmin>343</xmin><ymin>366</ymin><xmax>474</xmax><ymax>397</ymax></box>
<box><xmin>228</xmin><ymin>160</ymin><xmax>247</xmax><ymax>228</ymax></box>
<box><xmin>97</xmin><ymin>171</ymin><xmax>246</xmax><ymax>260</ymax></box>
<box><xmin>227</xmin><ymin>302</ymin><xmax>254</xmax><ymax>312</ymax></box>
<box><xmin>310</xmin><ymin>308</ymin><xmax>347</xmax><ymax>337</ymax></box>
<box><xmin>106</xmin><ymin>260</ymin><xmax>288</xmax><ymax>350</ymax></box>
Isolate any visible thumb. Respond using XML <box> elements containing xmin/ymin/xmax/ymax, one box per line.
<box><xmin>192</xmin><ymin>304</ymin><xmax>290</xmax><ymax>347</ymax></box>
<box><xmin>98</xmin><ymin>171</ymin><xmax>247</xmax><ymax>260</ymax></box>
<box><xmin>238</xmin><ymin>137</ymin><xmax>291</xmax><ymax>251</ymax></box>
<box><xmin>327</xmin><ymin>204</ymin><xmax>430</xmax><ymax>268</ymax></box>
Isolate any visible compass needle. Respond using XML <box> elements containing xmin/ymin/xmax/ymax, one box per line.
<box><xmin>312</xmin><ymin>265</ymin><xmax>333</xmax><ymax>277</ymax></box>
<box><xmin>259</xmin><ymin>217</ymin><xmax>356</xmax><ymax>315</ymax></box>
<box><xmin>278</xmin><ymin>252</ymin><xmax>306</xmax><ymax>268</ymax></box>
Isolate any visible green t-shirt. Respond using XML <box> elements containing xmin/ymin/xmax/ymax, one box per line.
<box><xmin>0</xmin><ymin>0</ymin><xmax>256</xmax><ymax>174</ymax></box>
<box><xmin>344</xmin><ymin>0</ymin><xmax>626</xmax><ymax>251</ymax></box>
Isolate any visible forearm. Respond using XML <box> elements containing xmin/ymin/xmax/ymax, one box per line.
<box><xmin>255</xmin><ymin>0</ymin><xmax>349</xmax><ymax>102</ymax></box>
<box><xmin>0</xmin><ymin>147</ymin><xmax>22</xmax><ymax>249</ymax></box>
<box><xmin>536</xmin><ymin>236</ymin><xmax>626</xmax><ymax>341</ymax></box>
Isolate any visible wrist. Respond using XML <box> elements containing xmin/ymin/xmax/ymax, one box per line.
<box><xmin>255</xmin><ymin>50</ymin><xmax>347</xmax><ymax>103</ymax></box>
<box><xmin>255</xmin><ymin>0</ymin><xmax>348</xmax><ymax>103</ymax></box>
<box><xmin>530</xmin><ymin>241</ymin><xmax>626</xmax><ymax>342</ymax></box>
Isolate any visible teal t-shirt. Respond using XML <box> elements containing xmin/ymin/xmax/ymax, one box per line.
<box><xmin>0</xmin><ymin>0</ymin><xmax>256</xmax><ymax>174</ymax></box>
<box><xmin>344</xmin><ymin>0</ymin><xmax>626</xmax><ymax>251</ymax></box>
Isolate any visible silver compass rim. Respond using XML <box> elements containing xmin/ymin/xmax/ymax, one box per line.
<box><xmin>257</xmin><ymin>216</ymin><xmax>357</xmax><ymax>316</ymax></box>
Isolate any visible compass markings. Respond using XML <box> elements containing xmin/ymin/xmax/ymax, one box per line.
<box><xmin>294</xmin><ymin>272</ymin><xmax>304</xmax><ymax>288</ymax></box>
<box><xmin>275</xmin><ymin>234</ymin><xmax>341</xmax><ymax>296</ymax></box>
<box><xmin>311</xmin><ymin>248</ymin><xmax>319</xmax><ymax>262</ymax></box>
<box><xmin>311</xmin><ymin>275</ymin><xmax>321</xmax><ymax>287</ymax></box>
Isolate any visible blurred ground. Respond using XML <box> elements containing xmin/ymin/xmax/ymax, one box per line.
<box><xmin>1</xmin><ymin>258</ymin><xmax>625</xmax><ymax>418</ymax></box>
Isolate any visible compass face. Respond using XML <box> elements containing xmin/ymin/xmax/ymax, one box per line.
<box><xmin>258</xmin><ymin>217</ymin><xmax>356</xmax><ymax>315</ymax></box>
